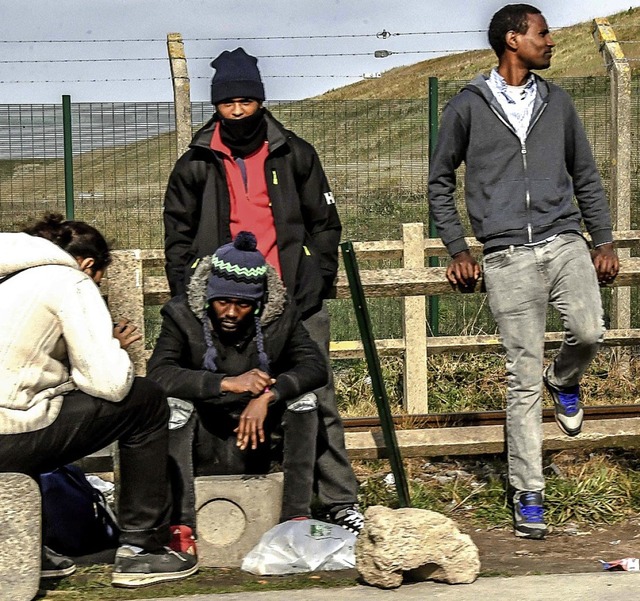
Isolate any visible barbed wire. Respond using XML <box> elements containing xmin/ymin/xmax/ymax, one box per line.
<box><xmin>0</xmin><ymin>74</ymin><xmax>373</xmax><ymax>84</ymax></box>
<box><xmin>0</xmin><ymin>29</ymin><xmax>486</xmax><ymax>44</ymax></box>
<box><xmin>0</xmin><ymin>48</ymin><xmax>480</xmax><ymax>64</ymax></box>
<box><xmin>0</xmin><ymin>26</ymin><xmax>590</xmax><ymax>45</ymax></box>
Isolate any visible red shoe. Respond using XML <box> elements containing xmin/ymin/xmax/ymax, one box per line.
<box><xmin>169</xmin><ymin>525</ymin><xmax>197</xmax><ymax>556</ymax></box>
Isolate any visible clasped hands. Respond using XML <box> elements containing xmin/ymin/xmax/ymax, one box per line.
<box><xmin>220</xmin><ymin>369</ymin><xmax>276</xmax><ymax>451</ymax></box>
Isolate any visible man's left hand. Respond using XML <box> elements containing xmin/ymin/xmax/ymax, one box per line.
<box><xmin>592</xmin><ymin>243</ymin><xmax>619</xmax><ymax>285</ymax></box>
<box><xmin>234</xmin><ymin>391</ymin><xmax>274</xmax><ymax>451</ymax></box>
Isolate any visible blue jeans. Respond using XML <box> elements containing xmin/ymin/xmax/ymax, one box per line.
<box><xmin>482</xmin><ymin>233</ymin><xmax>604</xmax><ymax>494</ymax></box>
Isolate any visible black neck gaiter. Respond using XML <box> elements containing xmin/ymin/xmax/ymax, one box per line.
<box><xmin>219</xmin><ymin>109</ymin><xmax>267</xmax><ymax>158</ymax></box>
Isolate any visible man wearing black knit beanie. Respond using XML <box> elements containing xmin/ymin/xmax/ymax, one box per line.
<box><xmin>148</xmin><ymin>232</ymin><xmax>326</xmax><ymax>548</ymax></box>
<box><xmin>163</xmin><ymin>47</ymin><xmax>363</xmax><ymax>535</ymax></box>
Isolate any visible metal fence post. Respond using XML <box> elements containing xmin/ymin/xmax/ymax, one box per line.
<box><xmin>167</xmin><ymin>33</ymin><xmax>193</xmax><ymax>158</ymax></box>
<box><xmin>340</xmin><ymin>241</ymin><xmax>411</xmax><ymax>507</ymax></box>
<box><xmin>428</xmin><ymin>77</ymin><xmax>440</xmax><ymax>336</ymax></box>
<box><xmin>593</xmin><ymin>18</ymin><xmax>631</xmax><ymax>372</ymax></box>
<box><xmin>402</xmin><ymin>223</ymin><xmax>428</xmax><ymax>414</ymax></box>
<box><xmin>62</xmin><ymin>95</ymin><xmax>74</xmax><ymax>219</ymax></box>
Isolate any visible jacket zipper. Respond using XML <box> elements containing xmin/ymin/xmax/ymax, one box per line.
<box><xmin>522</xmin><ymin>103</ymin><xmax>547</xmax><ymax>243</ymax></box>
<box><xmin>520</xmin><ymin>141</ymin><xmax>532</xmax><ymax>243</ymax></box>
<box><xmin>489</xmin><ymin>100</ymin><xmax>548</xmax><ymax>244</ymax></box>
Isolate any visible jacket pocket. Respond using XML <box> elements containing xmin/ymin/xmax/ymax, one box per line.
<box><xmin>479</xmin><ymin>179</ymin><xmax>527</xmax><ymax>238</ymax></box>
<box><xmin>294</xmin><ymin>242</ymin><xmax>325</xmax><ymax>316</ymax></box>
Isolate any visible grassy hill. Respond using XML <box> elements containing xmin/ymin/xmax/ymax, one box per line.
<box><xmin>317</xmin><ymin>7</ymin><xmax>640</xmax><ymax>100</ymax></box>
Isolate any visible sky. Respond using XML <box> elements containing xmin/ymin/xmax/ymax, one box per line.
<box><xmin>0</xmin><ymin>0</ymin><xmax>637</xmax><ymax>104</ymax></box>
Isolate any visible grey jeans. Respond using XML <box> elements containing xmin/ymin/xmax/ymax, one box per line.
<box><xmin>482</xmin><ymin>233</ymin><xmax>605</xmax><ymax>494</ymax></box>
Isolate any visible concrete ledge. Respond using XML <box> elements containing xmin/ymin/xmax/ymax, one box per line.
<box><xmin>195</xmin><ymin>473</ymin><xmax>283</xmax><ymax>568</ymax></box>
<box><xmin>345</xmin><ymin>417</ymin><xmax>640</xmax><ymax>459</ymax></box>
<box><xmin>0</xmin><ymin>473</ymin><xmax>41</xmax><ymax>601</ymax></box>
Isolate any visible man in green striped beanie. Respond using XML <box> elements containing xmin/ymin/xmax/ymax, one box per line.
<box><xmin>148</xmin><ymin>231</ymin><xmax>327</xmax><ymax>552</ymax></box>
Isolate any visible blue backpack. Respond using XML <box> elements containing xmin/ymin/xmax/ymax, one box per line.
<box><xmin>39</xmin><ymin>464</ymin><xmax>120</xmax><ymax>556</ymax></box>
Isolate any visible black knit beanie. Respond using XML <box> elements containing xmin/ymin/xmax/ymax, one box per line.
<box><xmin>210</xmin><ymin>47</ymin><xmax>265</xmax><ymax>105</ymax></box>
<box><xmin>206</xmin><ymin>231</ymin><xmax>267</xmax><ymax>303</ymax></box>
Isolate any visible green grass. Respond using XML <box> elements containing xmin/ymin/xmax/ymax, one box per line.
<box><xmin>355</xmin><ymin>450</ymin><xmax>640</xmax><ymax>529</ymax></box>
<box><xmin>39</xmin><ymin>565</ymin><xmax>358</xmax><ymax>600</ymax></box>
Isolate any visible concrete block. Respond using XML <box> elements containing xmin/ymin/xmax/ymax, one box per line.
<box><xmin>0</xmin><ymin>473</ymin><xmax>41</xmax><ymax>601</ymax></box>
<box><xmin>195</xmin><ymin>473</ymin><xmax>283</xmax><ymax>567</ymax></box>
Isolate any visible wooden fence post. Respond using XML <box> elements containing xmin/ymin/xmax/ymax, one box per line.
<box><xmin>402</xmin><ymin>223</ymin><xmax>428</xmax><ymax>413</ymax></box>
<box><xmin>108</xmin><ymin>250</ymin><xmax>147</xmax><ymax>376</ymax></box>
<box><xmin>593</xmin><ymin>18</ymin><xmax>632</xmax><ymax>373</ymax></box>
<box><xmin>167</xmin><ymin>33</ymin><xmax>193</xmax><ymax>159</ymax></box>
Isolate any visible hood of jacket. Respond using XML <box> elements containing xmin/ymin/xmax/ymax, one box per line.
<box><xmin>186</xmin><ymin>255</ymin><xmax>288</xmax><ymax>327</ymax></box>
<box><xmin>0</xmin><ymin>233</ymin><xmax>78</xmax><ymax>278</ymax></box>
<box><xmin>188</xmin><ymin>109</ymin><xmax>290</xmax><ymax>157</ymax></box>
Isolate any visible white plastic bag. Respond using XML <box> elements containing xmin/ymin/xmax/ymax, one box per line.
<box><xmin>241</xmin><ymin>519</ymin><xmax>356</xmax><ymax>575</ymax></box>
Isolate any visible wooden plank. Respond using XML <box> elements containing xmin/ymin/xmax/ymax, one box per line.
<box><xmin>402</xmin><ymin>223</ymin><xmax>429</xmax><ymax>413</ymax></box>
<box><xmin>330</xmin><ymin>339</ymin><xmax>405</xmax><ymax>358</ymax></box>
<box><xmin>345</xmin><ymin>417</ymin><xmax>640</xmax><ymax>459</ymax></box>
<box><xmin>333</xmin><ymin>258</ymin><xmax>640</xmax><ymax>298</ymax></box>
<box><xmin>329</xmin><ymin>329</ymin><xmax>640</xmax><ymax>359</ymax></box>
<box><xmin>142</xmin><ymin>258</ymin><xmax>640</xmax><ymax>302</ymax></box>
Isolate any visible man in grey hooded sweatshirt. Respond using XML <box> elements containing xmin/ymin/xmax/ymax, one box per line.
<box><xmin>428</xmin><ymin>4</ymin><xmax>619</xmax><ymax>539</ymax></box>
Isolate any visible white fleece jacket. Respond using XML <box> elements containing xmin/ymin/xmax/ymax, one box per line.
<box><xmin>0</xmin><ymin>233</ymin><xmax>134</xmax><ymax>434</ymax></box>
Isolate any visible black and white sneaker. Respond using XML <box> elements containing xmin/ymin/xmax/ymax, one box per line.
<box><xmin>41</xmin><ymin>546</ymin><xmax>76</xmax><ymax>579</ymax></box>
<box><xmin>323</xmin><ymin>504</ymin><xmax>364</xmax><ymax>535</ymax></box>
<box><xmin>111</xmin><ymin>545</ymin><xmax>198</xmax><ymax>588</ymax></box>
<box><xmin>513</xmin><ymin>491</ymin><xmax>547</xmax><ymax>540</ymax></box>
<box><xmin>543</xmin><ymin>365</ymin><xmax>583</xmax><ymax>437</ymax></box>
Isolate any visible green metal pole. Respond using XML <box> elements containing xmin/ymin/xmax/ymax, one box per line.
<box><xmin>62</xmin><ymin>95</ymin><xmax>74</xmax><ymax>219</ymax></box>
<box><xmin>428</xmin><ymin>77</ymin><xmax>440</xmax><ymax>336</ymax></box>
<box><xmin>340</xmin><ymin>241</ymin><xmax>411</xmax><ymax>507</ymax></box>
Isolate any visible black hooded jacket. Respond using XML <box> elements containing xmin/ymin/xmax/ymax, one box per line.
<box><xmin>146</xmin><ymin>259</ymin><xmax>327</xmax><ymax>411</ymax></box>
<box><xmin>163</xmin><ymin>110</ymin><xmax>341</xmax><ymax>319</ymax></box>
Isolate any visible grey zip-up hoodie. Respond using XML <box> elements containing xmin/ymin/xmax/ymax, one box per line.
<box><xmin>428</xmin><ymin>73</ymin><xmax>613</xmax><ymax>256</ymax></box>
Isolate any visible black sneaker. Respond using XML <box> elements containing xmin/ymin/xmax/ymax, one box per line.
<box><xmin>111</xmin><ymin>546</ymin><xmax>198</xmax><ymax>588</ymax></box>
<box><xmin>513</xmin><ymin>491</ymin><xmax>547</xmax><ymax>539</ymax></box>
<box><xmin>323</xmin><ymin>504</ymin><xmax>364</xmax><ymax>535</ymax></box>
<box><xmin>543</xmin><ymin>366</ymin><xmax>583</xmax><ymax>436</ymax></box>
<box><xmin>41</xmin><ymin>546</ymin><xmax>76</xmax><ymax>579</ymax></box>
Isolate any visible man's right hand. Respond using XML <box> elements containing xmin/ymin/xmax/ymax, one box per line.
<box><xmin>446</xmin><ymin>250</ymin><xmax>481</xmax><ymax>292</ymax></box>
<box><xmin>221</xmin><ymin>369</ymin><xmax>276</xmax><ymax>395</ymax></box>
<box><xmin>113</xmin><ymin>319</ymin><xmax>142</xmax><ymax>350</ymax></box>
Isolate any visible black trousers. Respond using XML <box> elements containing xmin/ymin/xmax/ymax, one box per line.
<box><xmin>302</xmin><ymin>305</ymin><xmax>359</xmax><ymax>506</ymax></box>
<box><xmin>169</xmin><ymin>400</ymin><xmax>318</xmax><ymax>529</ymax></box>
<box><xmin>0</xmin><ymin>377</ymin><xmax>172</xmax><ymax>551</ymax></box>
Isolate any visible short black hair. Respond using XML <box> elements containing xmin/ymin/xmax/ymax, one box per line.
<box><xmin>488</xmin><ymin>4</ymin><xmax>542</xmax><ymax>58</ymax></box>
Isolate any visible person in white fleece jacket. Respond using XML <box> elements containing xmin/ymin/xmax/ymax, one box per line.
<box><xmin>0</xmin><ymin>214</ymin><xmax>197</xmax><ymax>588</ymax></box>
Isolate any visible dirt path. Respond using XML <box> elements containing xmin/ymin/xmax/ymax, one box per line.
<box><xmin>464</xmin><ymin>519</ymin><xmax>640</xmax><ymax>575</ymax></box>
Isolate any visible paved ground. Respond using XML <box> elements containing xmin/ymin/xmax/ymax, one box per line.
<box><xmin>129</xmin><ymin>572</ymin><xmax>640</xmax><ymax>601</ymax></box>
